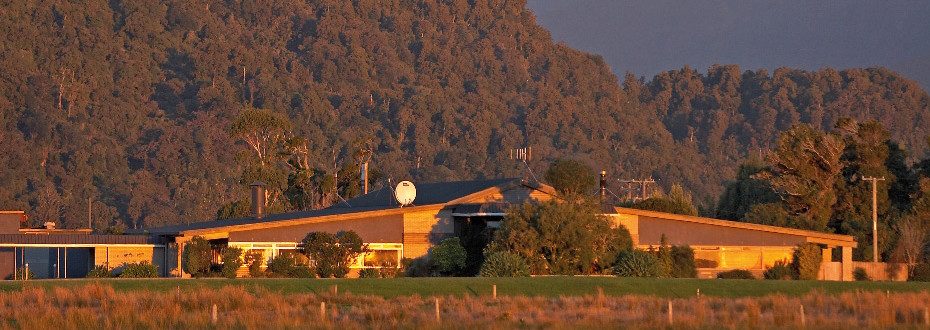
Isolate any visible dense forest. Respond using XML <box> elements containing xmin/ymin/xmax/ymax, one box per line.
<box><xmin>1</xmin><ymin>0</ymin><xmax>929</xmax><ymax>231</ymax></box>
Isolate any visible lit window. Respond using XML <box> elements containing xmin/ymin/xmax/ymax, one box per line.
<box><xmin>364</xmin><ymin>250</ymin><xmax>399</xmax><ymax>267</ymax></box>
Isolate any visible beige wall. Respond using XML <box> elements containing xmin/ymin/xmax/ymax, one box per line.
<box><xmin>93</xmin><ymin>246</ymin><xmax>167</xmax><ymax>275</ymax></box>
<box><xmin>637</xmin><ymin>216</ymin><xmax>810</xmax><ymax>247</ymax></box>
<box><xmin>402</xmin><ymin>209</ymin><xmax>452</xmax><ymax>259</ymax></box>
<box><xmin>473</xmin><ymin>187</ymin><xmax>554</xmax><ymax>204</ymax></box>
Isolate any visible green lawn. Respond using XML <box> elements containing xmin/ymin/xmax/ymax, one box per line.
<box><xmin>2</xmin><ymin>277</ymin><xmax>930</xmax><ymax>298</ymax></box>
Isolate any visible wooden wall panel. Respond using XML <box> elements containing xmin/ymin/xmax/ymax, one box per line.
<box><xmin>638</xmin><ymin>216</ymin><xmax>809</xmax><ymax>247</ymax></box>
<box><xmin>228</xmin><ymin>215</ymin><xmax>404</xmax><ymax>243</ymax></box>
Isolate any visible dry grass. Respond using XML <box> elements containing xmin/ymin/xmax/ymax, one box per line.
<box><xmin>0</xmin><ymin>283</ymin><xmax>928</xmax><ymax>328</ymax></box>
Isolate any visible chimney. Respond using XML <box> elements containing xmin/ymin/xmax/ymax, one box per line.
<box><xmin>361</xmin><ymin>162</ymin><xmax>369</xmax><ymax>195</ymax></box>
<box><xmin>250</xmin><ymin>181</ymin><xmax>267</xmax><ymax>219</ymax></box>
<box><xmin>599</xmin><ymin>170</ymin><xmax>607</xmax><ymax>200</ymax></box>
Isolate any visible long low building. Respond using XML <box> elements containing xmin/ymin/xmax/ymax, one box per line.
<box><xmin>129</xmin><ymin>178</ymin><xmax>862</xmax><ymax>280</ymax></box>
<box><xmin>1</xmin><ymin>177</ymin><xmax>869</xmax><ymax>280</ymax></box>
<box><xmin>0</xmin><ymin>211</ymin><xmax>166</xmax><ymax>279</ymax></box>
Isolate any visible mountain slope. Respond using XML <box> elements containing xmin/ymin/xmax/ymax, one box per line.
<box><xmin>0</xmin><ymin>0</ymin><xmax>927</xmax><ymax>229</ymax></box>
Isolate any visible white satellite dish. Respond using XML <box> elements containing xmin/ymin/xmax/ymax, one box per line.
<box><xmin>394</xmin><ymin>181</ymin><xmax>416</xmax><ymax>207</ymax></box>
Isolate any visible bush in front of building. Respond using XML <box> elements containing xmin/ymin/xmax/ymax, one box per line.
<box><xmin>182</xmin><ymin>236</ymin><xmax>212</xmax><ymax>277</ymax></box>
<box><xmin>430</xmin><ymin>237</ymin><xmax>467</xmax><ymax>276</ymax></box>
<box><xmin>853</xmin><ymin>267</ymin><xmax>871</xmax><ymax>281</ymax></box>
<box><xmin>14</xmin><ymin>267</ymin><xmax>35</xmax><ymax>280</ymax></box>
<box><xmin>614</xmin><ymin>249</ymin><xmax>664</xmax><ymax>277</ymax></box>
<box><xmin>792</xmin><ymin>243</ymin><xmax>822</xmax><ymax>280</ymax></box>
<box><xmin>763</xmin><ymin>260</ymin><xmax>792</xmax><ymax>280</ymax></box>
<box><xmin>118</xmin><ymin>261</ymin><xmax>158</xmax><ymax>278</ymax></box>
<box><xmin>404</xmin><ymin>257</ymin><xmax>432</xmax><ymax>277</ymax></box>
<box><xmin>221</xmin><ymin>247</ymin><xmax>244</xmax><ymax>279</ymax></box>
<box><xmin>87</xmin><ymin>266</ymin><xmax>111</xmax><ymax>278</ymax></box>
<box><xmin>359</xmin><ymin>268</ymin><xmax>380</xmax><ymax>278</ymax></box>
<box><xmin>717</xmin><ymin>269</ymin><xmax>755</xmax><ymax>279</ymax></box>
<box><xmin>487</xmin><ymin>200</ymin><xmax>633</xmax><ymax>275</ymax></box>
<box><xmin>266</xmin><ymin>250</ymin><xmax>313</xmax><ymax>278</ymax></box>
<box><xmin>670</xmin><ymin>245</ymin><xmax>697</xmax><ymax>278</ymax></box>
<box><xmin>245</xmin><ymin>250</ymin><xmax>265</xmax><ymax>278</ymax></box>
<box><xmin>302</xmin><ymin>231</ymin><xmax>369</xmax><ymax>278</ymax></box>
<box><xmin>695</xmin><ymin>258</ymin><xmax>719</xmax><ymax>268</ymax></box>
<box><xmin>910</xmin><ymin>264</ymin><xmax>930</xmax><ymax>282</ymax></box>
<box><xmin>479</xmin><ymin>251</ymin><xmax>530</xmax><ymax>277</ymax></box>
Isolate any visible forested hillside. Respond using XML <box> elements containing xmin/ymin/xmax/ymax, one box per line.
<box><xmin>1</xmin><ymin>0</ymin><xmax>928</xmax><ymax>230</ymax></box>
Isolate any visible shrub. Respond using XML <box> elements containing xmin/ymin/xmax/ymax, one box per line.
<box><xmin>87</xmin><ymin>266</ymin><xmax>111</xmax><ymax>278</ymax></box>
<box><xmin>289</xmin><ymin>267</ymin><xmax>315</xmax><ymax>278</ymax></box>
<box><xmin>14</xmin><ymin>267</ymin><xmax>35</xmax><ymax>280</ymax></box>
<box><xmin>359</xmin><ymin>268</ymin><xmax>381</xmax><ymax>278</ymax></box>
<box><xmin>244</xmin><ymin>250</ymin><xmax>264</xmax><ymax>278</ymax></box>
<box><xmin>656</xmin><ymin>235</ymin><xmax>672</xmax><ymax>277</ymax></box>
<box><xmin>911</xmin><ymin>264</ymin><xmax>930</xmax><ymax>282</ymax></box>
<box><xmin>405</xmin><ymin>257</ymin><xmax>432</xmax><ymax>277</ymax></box>
<box><xmin>221</xmin><ymin>247</ymin><xmax>243</xmax><ymax>279</ymax></box>
<box><xmin>479</xmin><ymin>251</ymin><xmax>530</xmax><ymax>277</ymax></box>
<box><xmin>182</xmin><ymin>236</ymin><xmax>212</xmax><ymax>276</ymax></box>
<box><xmin>488</xmin><ymin>200</ymin><xmax>631</xmax><ymax>275</ymax></box>
<box><xmin>669</xmin><ymin>245</ymin><xmax>697</xmax><ymax>278</ymax></box>
<box><xmin>430</xmin><ymin>237</ymin><xmax>467</xmax><ymax>276</ymax></box>
<box><xmin>302</xmin><ymin>231</ymin><xmax>369</xmax><ymax>278</ymax></box>
<box><xmin>853</xmin><ymin>267</ymin><xmax>871</xmax><ymax>281</ymax></box>
<box><xmin>614</xmin><ymin>249</ymin><xmax>664</xmax><ymax>277</ymax></box>
<box><xmin>717</xmin><ymin>269</ymin><xmax>755</xmax><ymax>279</ymax></box>
<box><xmin>695</xmin><ymin>258</ymin><xmax>719</xmax><ymax>268</ymax></box>
<box><xmin>267</xmin><ymin>251</ymin><xmax>298</xmax><ymax>277</ymax></box>
<box><xmin>763</xmin><ymin>260</ymin><xmax>792</xmax><ymax>280</ymax></box>
<box><xmin>119</xmin><ymin>261</ymin><xmax>158</xmax><ymax>278</ymax></box>
<box><xmin>379</xmin><ymin>262</ymin><xmax>399</xmax><ymax>278</ymax></box>
<box><xmin>792</xmin><ymin>243</ymin><xmax>822</xmax><ymax>280</ymax></box>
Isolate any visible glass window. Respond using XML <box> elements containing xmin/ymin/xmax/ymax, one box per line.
<box><xmin>364</xmin><ymin>250</ymin><xmax>399</xmax><ymax>267</ymax></box>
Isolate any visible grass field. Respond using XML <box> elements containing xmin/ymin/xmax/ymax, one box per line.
<box><xmin>1</xmin><ymin>280</ymin><xmax>929</xmax><ymax>328</ymax></box>
<box><xmin>1</xmin><ymin>277</ymin><xmax>929</xmax><ymax>298</ymax></box>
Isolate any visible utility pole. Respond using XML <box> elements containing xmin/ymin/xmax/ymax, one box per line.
<box><xmin>862</xmin><ymin>176</ymin><xmax>885</xmax><ymax>263</ymax></box>
<box><xmin>632</xmin><ymin>178</ymin><xmax>656</xmax><ymax>201</ymax></box>
<box><xmin>618</xmin><ymin>178</ymin><xmax>656</xmax><ymax>202</ymax></box>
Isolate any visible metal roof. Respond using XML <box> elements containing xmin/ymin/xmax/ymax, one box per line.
<box><xmin>131</xmin><ymin>178</ymin><xmax>521</xmax><ymax>235</ymax></box>
<box><xmin>0</xmin><ymin>234</ymin><xmax>163</xmax><ymax>246</ymax></box>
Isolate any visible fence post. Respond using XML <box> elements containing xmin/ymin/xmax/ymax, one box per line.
<box><xmin>320</xmin><ymin>302</ymin><xmax>326</xmax><ymax>320</ymax></box>
<box><xmin>696</xmin><ymin>288</ymin><xmax>700</xmax><ymax>297</ymax></box>
<box><xmin>435</xmin><ymin>298</ymin><xmax>440</xmax><ymax>322</ymax></box>
<box><xmin>924</xmin><ymin>307</ymin><xmax>930</xmax><ymax>326</ymax></box>
<box><xmin>493</xmin><ymin>285</ymin><xmax>497</xmax><ymax>299</ymax></box>
<box><xmin>211</xmin><ymin>304</ymin><xmax>217</xmax><ymax>325</ymax></box>
<box><xmin>668</xmin><ymin>300</ymin><xmax>673</xmax><ymax>324</ymax></box>
<box><xmin>799</xmin><ymin>304</ymin><xmax>805</xmax><ymax>326</ymax></box>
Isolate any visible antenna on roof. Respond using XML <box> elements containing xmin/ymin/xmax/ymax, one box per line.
<box><xmin>510</xmin><ymin>147</ymin><xmax>539</xmax><ymax>184</ymax></box>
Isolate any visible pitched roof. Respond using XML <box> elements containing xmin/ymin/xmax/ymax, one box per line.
<box><xmin>328</xmin><ymin>178</ymin><xmax>516</xmax><ymax>209</ymax></box>
<box><xmin>614</xmin><ymin>207</ymin><xmax>857</xmax><ymax>247</ymax></box>
<box><xmin>131</xmin><ymin>178</ymin><xmax>524</xmax><ymax>235</ymax></box>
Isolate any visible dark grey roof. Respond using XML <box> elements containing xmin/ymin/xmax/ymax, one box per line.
<box><xmin>328</xmin><ymin>178</ymin><xmax>516</xmax><ymax>209</ymax></box>
<box><xmin>452</xmin><ymin>203</ymin><xmax>510</xmax><ymax>215</ymax></box>
<box><xmin>0</xmin><ymin>234</ymin><xmax>162</xmax><ymax>245</ymax></box>
<box><xmin>130</xmin><ymin>178</ymin><xmax>520</xmax><ymax>235</ymax></box>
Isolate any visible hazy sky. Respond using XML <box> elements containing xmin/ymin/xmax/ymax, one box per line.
<box><xmin>526</xmin><ymin>1</ymin><xmax>930</xmax><ymax>90</ymax></box>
